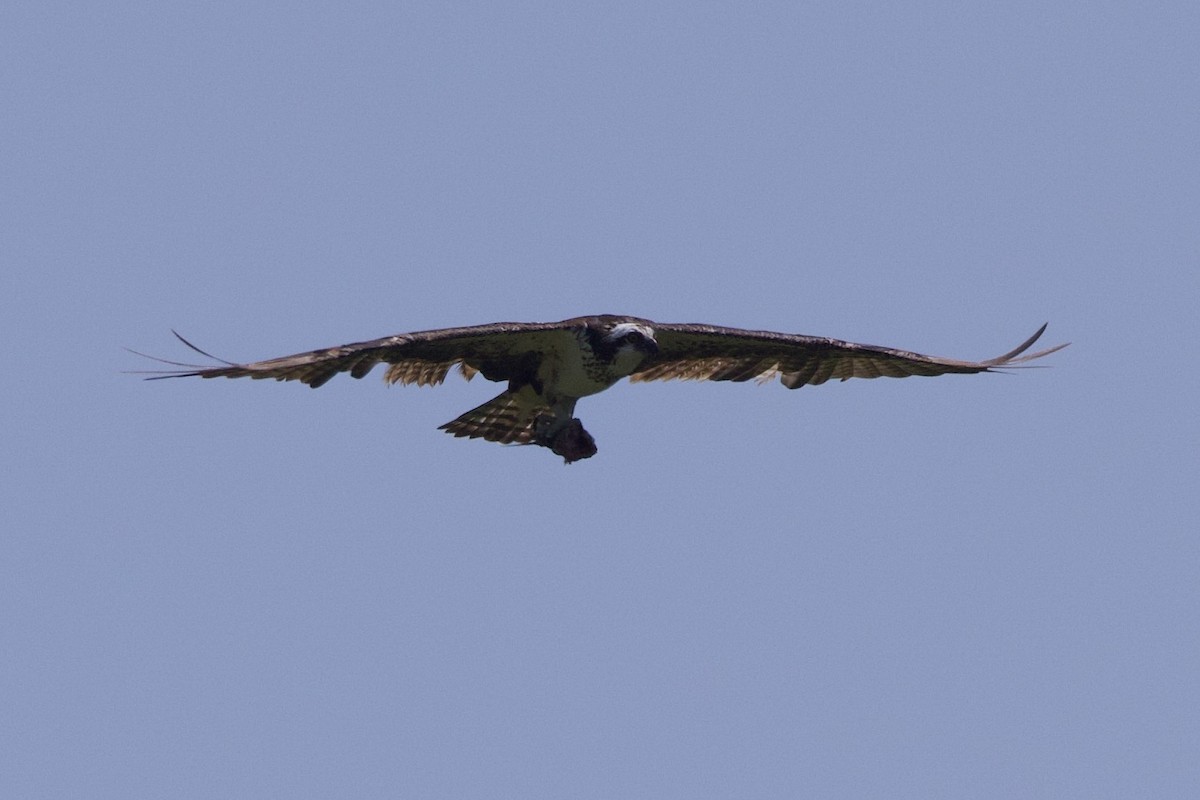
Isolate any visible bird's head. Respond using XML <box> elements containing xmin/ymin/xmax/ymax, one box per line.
<box><xmin>598</xmin><ymin>321</ymin><xmax>659</xmax><ymax>374</ymax></box>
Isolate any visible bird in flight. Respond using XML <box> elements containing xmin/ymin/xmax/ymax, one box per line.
<box><xmin>133</xmin><ymin>315</ymin><xmax>1067</xmax><ymax>462</ymax></box>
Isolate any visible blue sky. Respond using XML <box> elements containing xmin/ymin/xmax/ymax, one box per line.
<box><xmin>4</xmin><ymin>2</ymin><xmax>1198</xmax><ymax>797</ymax></box>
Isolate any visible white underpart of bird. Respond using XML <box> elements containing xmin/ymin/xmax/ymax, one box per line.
<box><xmin>530</xmin><ymin>322</ymin><xmax>660</xmax><ymax>450</ymax></box>
<box><xmin>550</xmin><ymin>322</ymin><xmax>658</xmax><ymax>398</ymax></box>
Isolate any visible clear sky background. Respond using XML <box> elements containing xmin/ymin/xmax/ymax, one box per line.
<box><xmin>4</xmin><ymin>2</ymin><xmax>1197</xmax><ymax>797</ymax></box>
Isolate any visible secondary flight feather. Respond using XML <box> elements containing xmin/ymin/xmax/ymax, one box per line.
<box><xmin>132</xmin><ymin>315</ymin><xmax>1068</xmax><ymax>462</ymax></box>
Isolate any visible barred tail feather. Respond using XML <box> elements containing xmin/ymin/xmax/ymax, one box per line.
<box><xmin>438</xmin><ymin>387</ymin><xmax>548</xmax><ymax>444</ymax></box>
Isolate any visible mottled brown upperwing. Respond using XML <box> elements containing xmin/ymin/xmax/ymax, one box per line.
<box><xmin>143</xmin><ymin>321</ymin><xmax>584</xmax><ymax>389</ymax></box>
<box><xmin>630</xmin><ymin>322</ymin><xmax>1066</xmax><ymax>389</ymax></box>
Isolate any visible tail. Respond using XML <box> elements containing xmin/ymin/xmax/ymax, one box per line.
<box><xmin>438</xmin><ymin>387</ymin><xmax>550</xmax><ymax>444</ymax></box>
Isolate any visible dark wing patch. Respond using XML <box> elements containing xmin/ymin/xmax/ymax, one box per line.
<box><xmin>132</xmin><ymin>322</ymin><xmax>578</xmax><ymax>389</ymax></box>
<box><xmin>631</xmin><ymin>323</ymin><xmax>1067</xmax><ymax>389</ymax></box>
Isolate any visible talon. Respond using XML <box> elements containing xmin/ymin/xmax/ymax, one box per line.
<box><xmin>533</xmin><ymin>413</ymin><xmax>558</xmax><ymax>441</ymax></box>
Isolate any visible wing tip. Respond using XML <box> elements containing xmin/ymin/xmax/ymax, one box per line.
<box><xmin>983</xmin><ymin>323</ymin><xmax>1069</xmax><ymax>368</ymax></box>
<box><xmin>125</xmin><ymin>331</ymin><xmax>242</xmax><ymax>380</ymax></box>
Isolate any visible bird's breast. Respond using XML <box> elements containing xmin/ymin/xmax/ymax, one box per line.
<box><xmin>540</xmin><ymin>343</ymin><xmax>618</xmax><ymax>400</ymax></box>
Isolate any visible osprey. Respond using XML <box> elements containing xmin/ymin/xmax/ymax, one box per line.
<box><xmin>134</xmin><ymin>315</ymin><xmax>1067</xmax><ymax>462</ymax></box>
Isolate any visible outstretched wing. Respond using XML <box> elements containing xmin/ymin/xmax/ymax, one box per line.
<box><xmin>631</xmin><ymin>323</ymin><xmax>1068</xmax><ymax>389</ymax></box>
<box><xmin>131</xmin><ymin>321</ymin><xmax>580</xmax><ymax>389</ymax></box>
